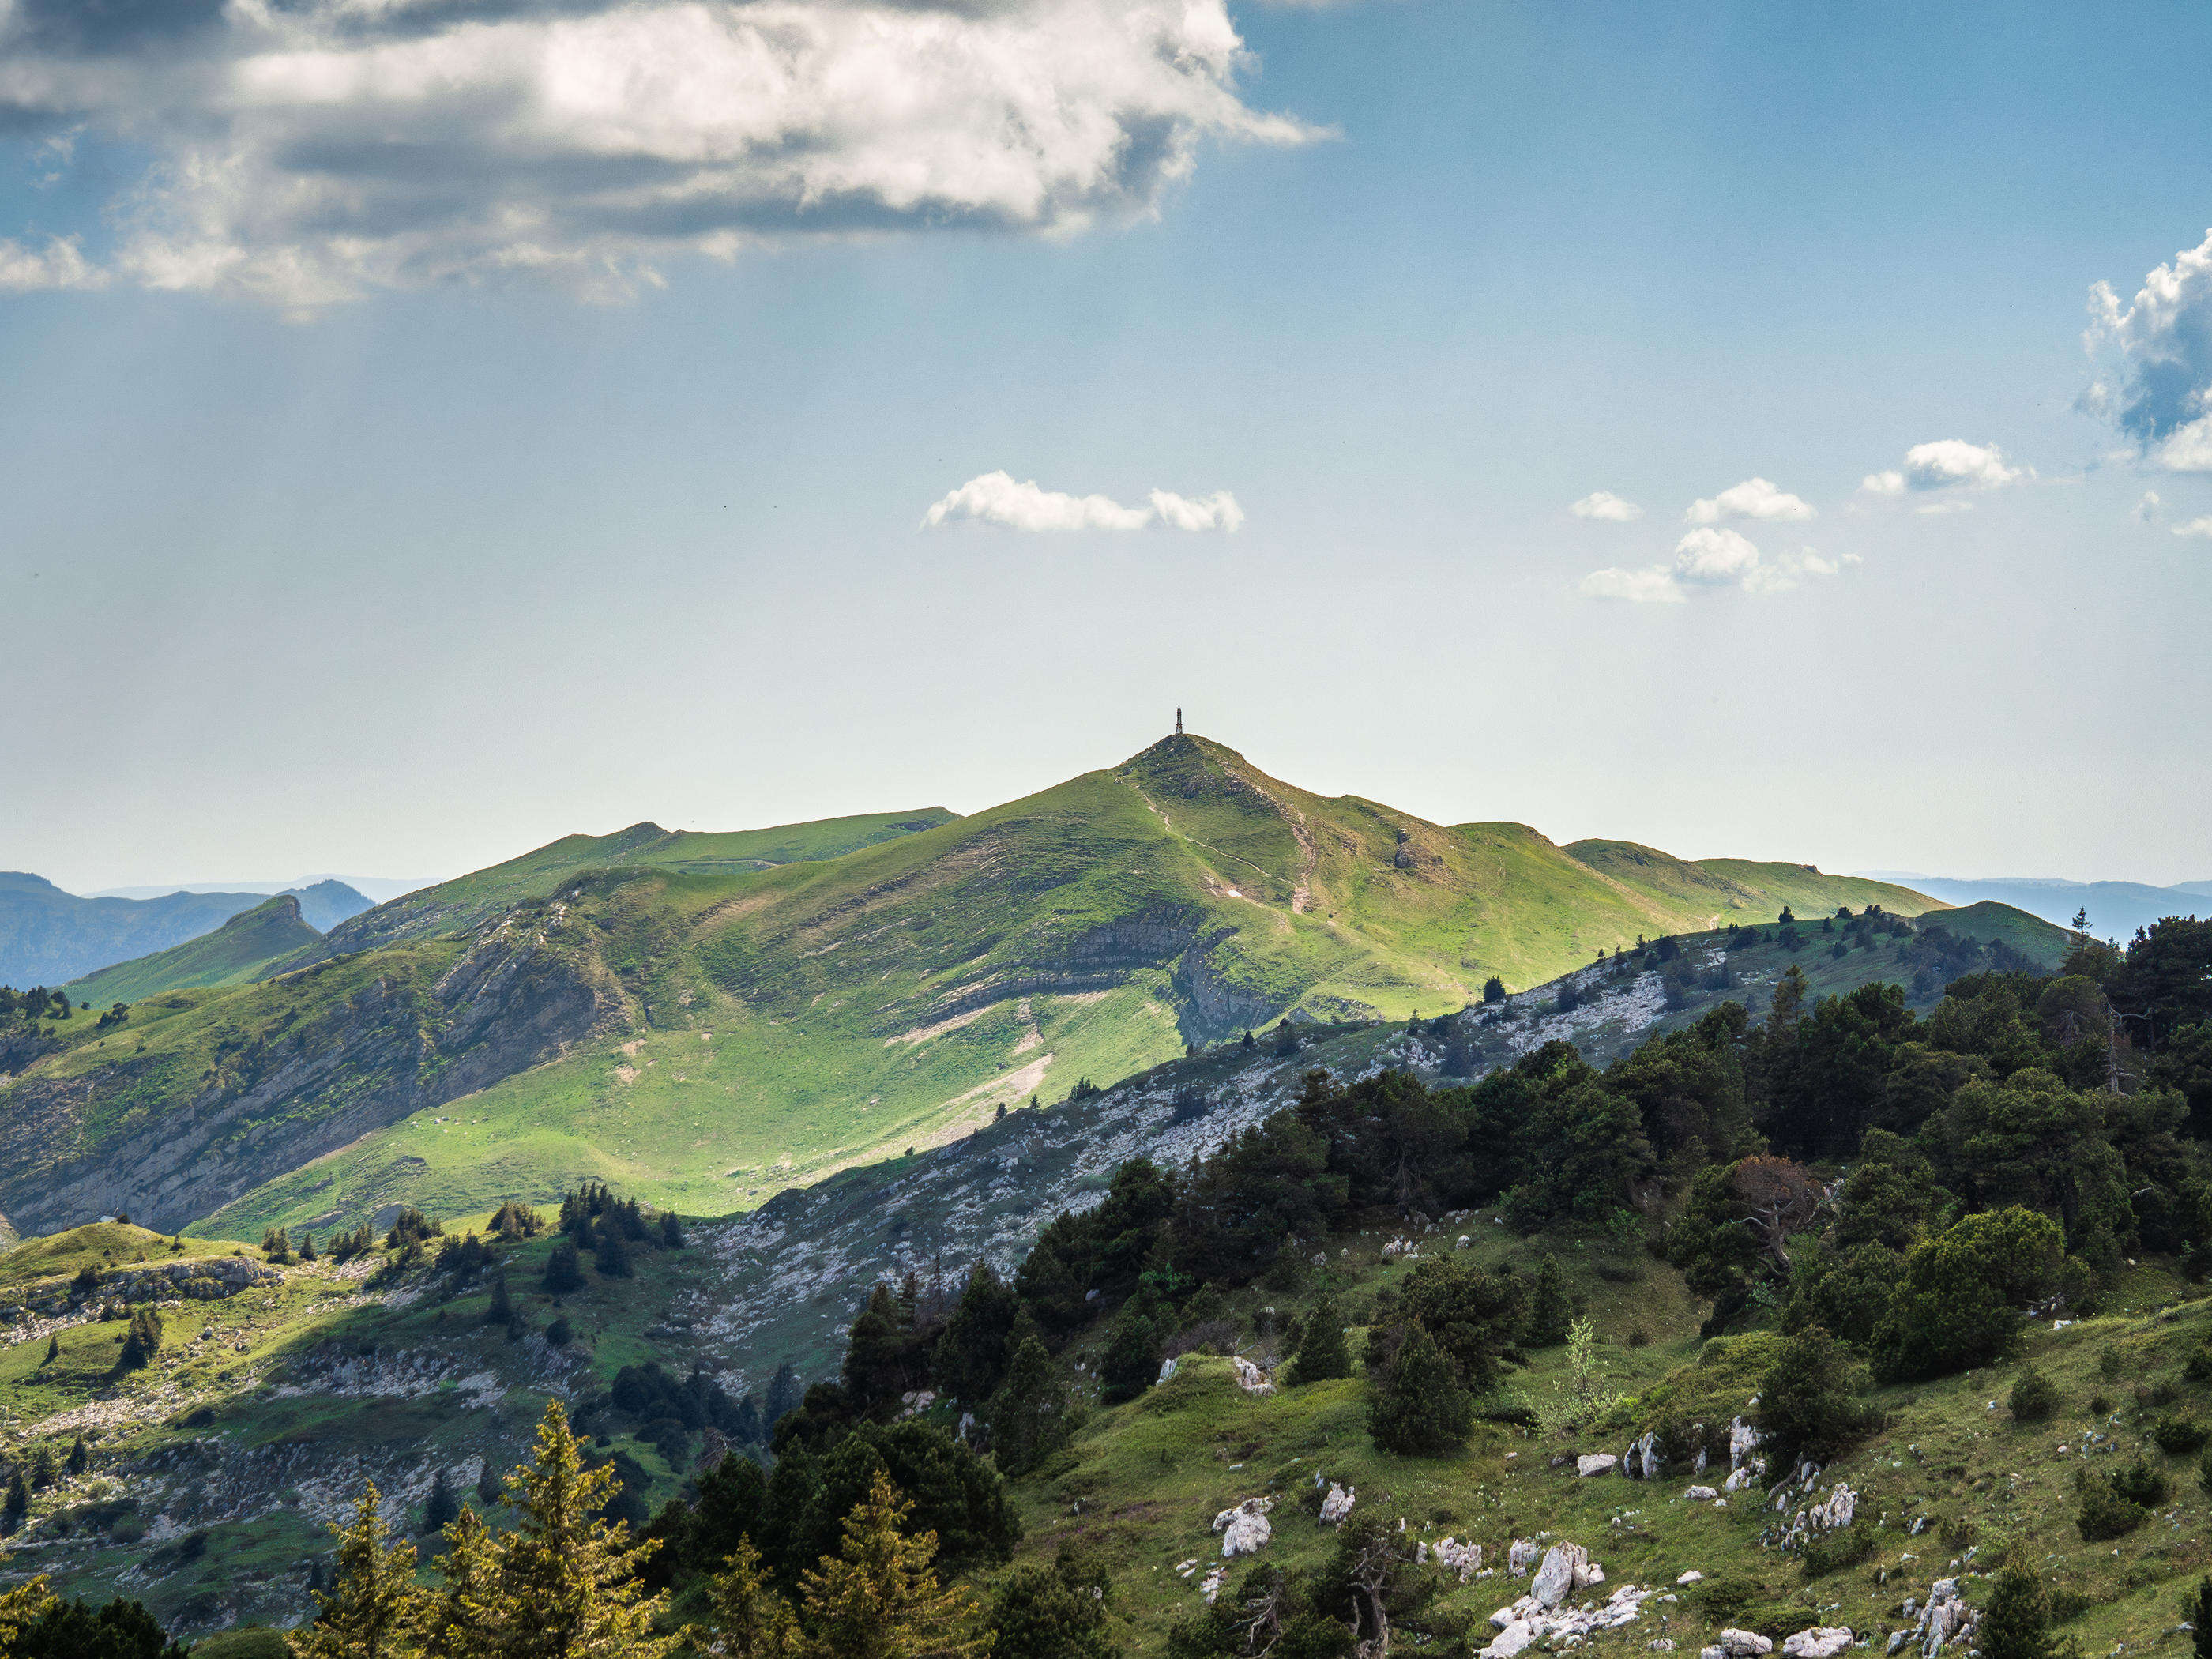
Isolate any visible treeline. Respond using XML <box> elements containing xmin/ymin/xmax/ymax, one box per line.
<box><xmin>0</xmin><ymin>987</ymin><xmax>76</xmax><ymax>1021</ymax></box>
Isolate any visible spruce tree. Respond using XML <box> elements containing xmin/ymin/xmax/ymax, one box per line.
<box><xmin>423</xmin><ymin>1466</ymin><xmax>460</xmax><ymax>1535</ymax></box>
<box><xmin>64</xmin><ymin>1436</ymin><xmax>86</xmax><ymax>1477</ymax></box>
<box><xmin>1980</xmin><ymin>1547</ymin><xmax>2074</xmax><ymax>1659</ymax></box>
<box><xmin>1525</xmin><ymin>1255</ymin><xmax>1571</xmax><ymax>1348</ymax></box>
<box><xmin>697</xmin><ymin>1534</ymin><xmax>801</xmax><ymax>1659</ymax></box>
<box><xmin>418</xmin><ymin>1503</ymin><xmax>495</xmax><ymax>1659</ymax></box>
<box><xmin>593</xmin><ymin>1227</ymin><xmax>633</xmax><ymax>1280</ymax></box>
<box><xmin>0</xmin><ymin>1576</ymin><xmax>56</xmax><ymax>1650</ymax></box>
<box><xmin>991</xmin><ymin>1548</ymin><xmax>1122</xmax><ymax>1659</ymax></box>
<box><xmin>300</xmin><ymin>1232</ymin><xmax>318</xmax><ymax>1262</ymax></box>
<box><xmin>660</xmin><ymin>1211</ymin><xmax>685</xmax><ymax>1250</ymax></box>
<box><xmin>41</xmin><ymin>1335</ymin><xmax>57</xmax><ymax>1366</ymax></box>
<box><xmin>483</xmin><ymin>1273</ymin><xmax>514</xmax><ymax>1329</ymax></box>
<box><xmin>293</xmin><ymin>1484</ymin><xmax>426</xmax><ymax>1659</ymax></box>
<box><xmin>1285</xmin><ymin>1296</ymin><xmax>1352</xmax><ymax>1386</ymax></box>
<box><xmin>479</xmin><ymin>1401</ymin><xmax>672</xmax><ymax>1659</ymax></box>
<box><xmin>797</xmin><ymin>1469</ymin><xmax>990</xmax><ymax>1659</ymax></box>
<box><xmin>2189</xmin><ymin>1578</ymin><xmax>2212</xmax><ymax>1659</ymax></box>
<box><xmin>541</xmin><ymin>1242</ymin><xmax>584</xmax><ymax>1296</ymax></box>
<box><xmin>1368</xmin><ymin>1325</ymin><xmax>1473</xmax><ymax>1456</ymax></box>
<box><xmin>2</xmin><ymin>1469</ymin><xmax>26</xmax><ymax>1534</ymax></box>
<box><xmin>987</xmin><ymin>1337</ymin><xmax>1070</xmax><ymax>1477</ymax></box>
<box><xmin>932</xmin><ymin>1262</ymin><xmax>1018</xmax><ymax>1405</ymax></box>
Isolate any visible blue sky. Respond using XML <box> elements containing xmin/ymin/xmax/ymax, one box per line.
<box><xmin>1</xmin><ymin>0</ymin><xmax>2206</xmax><ymax>892</ymax></box>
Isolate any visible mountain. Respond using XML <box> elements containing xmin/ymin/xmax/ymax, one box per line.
<box><xmin>1853</xmin><ymin>872</ymin><xmax>2206</xmax><ymax>940</ymax></box>
<box><xmin>0</xmin><ymin>874</ymin><xmax>278</xmax><ymax>987</ymax></box>
<box><xmin>92</xmin><ymin>875</ymin><xmax>436</xmax><ymax>904</ymax></box>
<box><xmin>0</xmin><ymin>893</ymin><xmax>2086</xmax><ymax>1640</ymax></box>
<box><xmin>0</xmin><ymin>733</ymin><xmax>1944</xmax><ymax>1243</ymax></box>
<box><xmin>65</xmin><ymin>894</ymin><xmax>325</xmax><ymax>1006</ymax></box>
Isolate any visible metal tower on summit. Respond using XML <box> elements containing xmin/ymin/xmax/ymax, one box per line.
<box><xmin>1175</xmin><ymin>708</ymin><xmax>1183</xmax><ymax>736</ymax></box>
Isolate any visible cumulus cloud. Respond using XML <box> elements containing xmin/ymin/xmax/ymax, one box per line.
<box><xmin>1860</xmin><ymin>439</ymin><xmax>2022</xmax><ymax>495</ymax></box>
<box><xmin>2173</xmin><ymin>516</ymin><xmax>2212</xmax><ymax>540</ymax></box>
<box><xmin>0</xmin><ymin>236</ymin><xmax>104</xmax><ymax>292</ymax></box>
<box><xmin>923</xmin><ymin>471</ymin><xmax>1241</xmax><ymax>532</ymax></box>
<box><xmin>1569</xmin><ymin>491</ymin><xmax>1643</xmax><ymax>521</ymax></box>
<box><xmin>0</xmin><ymin>0</ymin><xmax>1322</xmax><ymax>309</ymax></box>
<box><xmin>1684</xmin><ymin>477</ymin><xmax>1815</xmax><ymax>524</ymax></box>
<box><xmin>1578</xmin><ymin>528</ymin><xmax>1855</xmax><ymax>604</ymax></box>
<box><xmin>2085</xmin><ymin>230</ymin><xmax>2212</xmax><ymax>472</ymax></box>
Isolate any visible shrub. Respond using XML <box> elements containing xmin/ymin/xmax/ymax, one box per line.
<box><xmin>541</xmin><ymin>1241</ymin><xmax>584</xmax><ymax>1295</ymax></box>
<box><xmin>2010</xmin><ymin>1367</ymin><xmax>2062</xmax><ymax>1424</ymax></box>
<box><xmin>2098</xmin><ymin>1345</ymin><xmax>2125</xmax><ymax>1382</ymax></box>
<box><xmin>2075</xmin><ymin>1469</ymin><xmax>2147</xmax><ymax>1541</ymax></box>
<box><xmin>2090</xmin><ymin>1393</ymin><xmax>2114</xmax><ymax>1416</ymax></box>
<box><xmin>1285</xmin><ymin>1296</ymin><xmax>1352</xmax><ymax>1386</ymax></box>
<box><xmin>2112</xmin><ymin>1459</ymin><xmax>2171</xmax><ymax>1507</ymax></box>
<box><xmin>1368</xmin><ymin>1324</ymin><xmax>1472</xmax><ymax>1456</ymax></box>
<box><xmin>1872</xmin><ymin>1208</ymin><xmax>2064</xmax><ymax>1382</ymax></box>
<box><xmin>1799</xmin><ymin>1522</ymin><xmax>1878</xmax><ymax>1580</ymax></box>
<box><xmin>1759</xmin><ymin>1326</ymin><xmax>1879</xmax><ymax>1470</ymax></box>
<box><xmin>2153</xmin><ymin>1416</ymin><xmax>2209</xmax><ymax>1455</ymax></box>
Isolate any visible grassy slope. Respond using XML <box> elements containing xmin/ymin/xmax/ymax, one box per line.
<box><xmin>66</xmin><ymin>897</ymin><xmax>323</xmax><ymax>1006</ymax></box>
<box><xmin>996</xmin><ymin>1235</ymin><xmax>2209</xmax><ymax>1659</ymax></box>
<box><xmin>1566</xmin><ymin>841</ymin><xmax>1945</xmax><ymax>926</ymax></box>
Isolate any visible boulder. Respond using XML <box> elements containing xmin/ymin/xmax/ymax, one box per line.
<box><xmin>1319</xmin><ymin>1484</ymin><xmax>1356</xmax><ymax>1525</ymax></box>
<box><xmin>1486</xmin><ymin>1620</ymin><xmax>1540</xmax><ymax>1658</ymax></box>
<box><xmin>1213</xmin><ymin>1497</ymin><xmax>1273</xmax><ymax>1558</ymax></box>
<box><xmin>1782</xmin><ymin>1629</ymin><xmax>1853</xmax><ymax>1659</ymax></box>
<box><xmin>1231</xmin><ymin>1356</ymin><xmax>1274</xmax><ymax>1396</ymax></box>
<box><xmin>1676</xmin><ymin>1570</ymin><xmax>1704</xmax><ymax>1585</ymax></box>
<box><xmin>1578</xmin><ymin>1454</ymin><xmax>1620</xmax><ymax>1478</ymax></box>
<box><xmin>1685</xmin><ymin>1487</ymin><xmax>1719</xmax><ymax>1502</ymax></box>
<box><xmin>1717</xmin><ymin>1631</ymin><xmax>1773</xmax><ymax>1657</ymax></box>
<box><xmin>1508</xmin><ymin>1537</ymin><xmax>1540</xmax><ymax>1577</ymax></box>
<box><xmin>1531</xmin><ymin>1543</ymin><xmax>1589</xmax><ymax>1608</ymax></box>
<box><xmin>1158</xmin><ymin>1356</ymin><xmax>1179</xmax><ymax>1384</ymax></box>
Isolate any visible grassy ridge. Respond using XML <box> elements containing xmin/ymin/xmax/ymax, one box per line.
<box><xmin>66</xmin><ymin>896</ymin><xmax>322</xmax><ymax>1006</ymax></box>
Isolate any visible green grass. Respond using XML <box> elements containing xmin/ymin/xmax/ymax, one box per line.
<box><xmin>67</xmin><ymin>897</ymin><xmax>322</xmax><ymax>1006</ymax></box>
<box><xmin>0</xmin><ymin>1221</ymin><xmax>233</xmax><ymax>1288</ymax></box>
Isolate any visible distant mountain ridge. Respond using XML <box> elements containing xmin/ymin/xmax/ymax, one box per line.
<box><xmin>89</xmin><ymin>874</ymin><xmax>436</xmax><ymax>905</ymax></box>
<box><xmin>1854</xmin><ymin>871</ymin><xmax>2207</xmax><ymax>940</ymax></box>
<box><xmin>66</xmin><ymin>895</ymin><xmax>325</xmax><ymax>1006</ymax></box>
<box><xmin>0</xmin><ymin>873</ymin><xmax>365</xmax><ymax>988</ymax></box>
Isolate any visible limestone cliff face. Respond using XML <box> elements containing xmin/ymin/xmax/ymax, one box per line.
<box><xmin>0</xmin><ymin>912</ymin><xmax>623</xmax><ymax>1236</ymax></box>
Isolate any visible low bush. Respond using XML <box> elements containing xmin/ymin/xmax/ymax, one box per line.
<box><xmin>2153</xmin><ymin>1416</ymin><xmax>2209</xmax><ymax>1454</ymax></box>
<box><xmin>2009</xmin><ymin>1367</ymin><xmax>2061</xmax><ymax>1424</ymax></box>
<box><xmin>2076</xmin><ymin>1469</ymin><xmax>2151</xmax><ymax>1540</ymax></box>
<box><xmin>2112</xmin><ymin>1459</ymin><xmax>2171</xmax><ymax>1507</ymax></box>
<box><xmin>1799</xmin><ymin>1523</ymin><xmax>1879</xmax><ymax>1579</ymax></box>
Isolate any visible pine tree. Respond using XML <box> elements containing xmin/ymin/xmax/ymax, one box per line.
<box><xmin>797</xmin><ymin>1469</ymin><xmax>990</xmax><ymax>1659</ymax></box>
<box><xmin>0</xmin><ymin>1576</ymin><xmax>56</xmax><ymax>1652</ymax></box>
<box><xmin>2189</xmin><ymin>1578</ymin><xmax>2212</xmax><ymax>1659</ymax></box>
<box><xmin>765</xmin><ymin>1363</ymin><xmax>803</xmax><ymax>1428</ymax></box>
<box><xmin>1980</xmin><ymin>1547</ymin><xmax>2075</xmax><ymax>1659</ymax></box>
<box><xmin>423</xmin><ymin>1466</ymin><xmax>461</xmax><ymax>1535</ymax></box>
<box><xmin>65</xmin><ymin>1436</ymin><xmax>87</xmax><ymax>1477</ymax></box>
<box><xmin>115</xmin><ymin>1309</ymin><xmax>164</xmax><ymax>1373</ymax></box>
<box><xmin>987</xmin><ymin>1336</ymin><xmax>1070</xmax><ymax>1478</ymax></box>
<box><xmin>418</xmin><ymin>1503</ymin><xmax>496</xmax><ymax>1659</ymax></box>
<box><xmin>479</xmin><ymin>1401</ymin><xmax>673</xmax><ymax>1659</ymax></box>
<box><xmin>593</xmin><ymin>1227</ymin><xmax>633</xmax><ymax>1280</ymax></box>
<box><xmin>483</xmin><ymin>1274</ymin><xmax>514</xmax><ymax>1329</ymax></box>
<box><xmin>1285</xmin><ymin>1296</ymin><xmax>1352</xmax><ymax>1386</ymax></box>
<box><xmin>300</xmin><ymin>1232</ymin><xmax>318</xmax><ymax>1262</ymax></box>
<box><xmin>2</xmin><ymin>1470</ymin><xmax>27</xmax><ymax>1534</ymax></box>
<box><xmin>1368</xmin><ymin>1324</ymin><xmax>1473</xmax><ymax>1456</ymax></box>
<box><xmin>932</xmin><ymin>1261</ymin><xmax>1019</xmax><ymax>1405</ymax></box>
<box><xmin>660</xmin><ymin>1211</ymin><xmax>685</xmax><ymax>1250</ymax></box>
<box><xmin>292</xmin><ymin>1485</ymin><xmax>427</xmax><ymax>1659</ymax></box>
<box><xmin>542</xmin><ymin>1242</ymin><xmax>585</xmax><ymax>1296</ymax></box>
<box><xmin>41</xmin><ymin>1335</ymin><xmax>57</xmax><ymax>1366</ymax></box>
<box><xmin>1525</xmin><ymin>1255</ymin><xmax>1571</xmax><ymax>1348</ymax></box>
<box><xmin>696</xmin><ymin>1534</ymin><xmax>801</xmax><ymax>1659</ymax></box>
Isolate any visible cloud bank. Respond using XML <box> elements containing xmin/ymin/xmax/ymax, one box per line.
<box><xmin>2086</xmin><ymin>229</ymin><xmax>2212</xmax><ymax>472</ymax></box>
<box><xmin>1685</xmin><ymin>477</ymin><xmax>1815</xmax><ymax>524</ymax></box>
<box><xmin>0</xmin><ymin>0</ymin><xmax>1321</xmax><ymax>309</ymax></box>
<box><xmin>923</xmin><ymin>472</ymin><xmax>1243</xmax><ymax>532</ymax></box>
<box><xmin>1578</xmin><ymin>528</ymin><xmax>1853</xmax><ymax>604</ymax></box>
<box><xmin>1861</xmin><ymin>439</ymin><xmax>2022</xmax><ymax>495</ymax></box>
<box><xmin>1570</xmin><ymin>491</ymin><xmax>1643</xmax><ymax>521</ymax></box>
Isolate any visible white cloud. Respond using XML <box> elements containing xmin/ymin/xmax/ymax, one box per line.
<box><xmin>2173</xmin><ymin>516</ymin><xmax>2212</xmax><ymax>540</ymax></box>
<box><xmin>1577</xmin><ymin>529</ymin><xmax>1854</xmax><ymax>604</ymax></box>
<box><xmin>922</xmin><ymin>471</ymin><xmax>1240</xmax><ymax>532</ymax></box>
<box><xmin>1913</xmin><ymin>499</ymin><xmax>1975</xmax><ymax>516</ymax></box>
<box><xmin>1576</xmin><ymin>566</ymin><xmax>1684</xmax><ymax>604</ymax></box>
<box><xmin>1684</xmin><ymin>477</ymin><xmax>1815</xmax><ymax>524</ymax></box>
<box><xmin>1570</xmin><ymin>491</ymin><xmax>1643</xmax><ymax>522</ymax></box>
<box><xmin>0</xmin><ymin>0</ymin><xmax>1323</xmax><ymax>309</ymax></box>
<box><xmin>0</xmin><ymin>237</ymin><xmax>104</xmax><ymax>293</ymax></box>
<box><xmin>2085</xmin><ymin>230</ymin><xmax>2212</xmax><ymax>469</ymax></box>
<box><xmin>1672</xmin><ymin>525</ymin><xmax>1762</xmax><ymax>584</ymax></box>
<box><xmin>1147</xmin><ymin>488</ymin><xmax>1245</xmax><ymax>532</ymax></box>
<box><xmin>2135</xmin><ymin>490</ymin><xmax>2163</xmax><ymax>523</ymax></box>
<box><xmin>1860</xmin><ymin>439</ymin><xmax>2022</xmax><ymax>495</ymax></box>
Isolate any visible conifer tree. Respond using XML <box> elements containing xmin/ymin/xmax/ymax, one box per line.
<box><xmin>987</xmin><ymin>1336</ymin><xmax>1070</xmax><ymax>1477</ymax></box>
<box><xmin>593</xmin><ymin>1227</ymin><xmax>633</xmax><ymax>1280</ymax></box>
<box><xmin>423</xmin><ymin>1467</ymin><xmax>461</xmax><ymax>1535</ymax></box>
<box><xmin>2</xmin><ymin>1469</ymin><xmax>27</xmax><ymax>1534</ymax></box>
<box><xmin>660</xmin><ymin>1211</ymin><xmax>685</xmax><ymax>1250</ymax></box>
<box><xmin>418</xmin><ymin>1503</ymin><xmax>495</xmax><ymax>1659</ymax></box>
<box><xmin>932</xmin><ymin>1261</ymin><xmax>1019</xmax><ymax>1405</ymax></box>
<box><xmin>479</xmin><ymin>1401</ymin><xmax>672</xmax><ymax>1659</ymax></box>
<box><xmin>300</xmin><ymin>1232</ymin><xmax>318</xmax><ymax>1262</ymax></box>
<box><xmin>292</xmin><ymin>1485</ymin><xmax>426</xmax><ymax>1659</ymax></box>
<box><xmin>1525</xmin><ymin>1255</ymin><xmax>1571</xmax><ymax>1348</ymax></box>
<box><xmin>41</xmin><ymin>1335</ymin><xmax>57</xmax><ymax>1366</ymax></box>
<box><xmin>1979</xmin><ymin>1546</ymin><xmax>2077</xmax><ymax>1659</ymax></box>
<box><xmin>797</xmin><ymin>1469</ymin><xmax>990</xmax><ymax>1659</ymax></box>
<box><xmin>1285</xmin><ymin>1296</ymin><xmax>1352</xmax><ymax>1386</ymax></box>
<box><xmin>1368</xmin><ymin>1324</ymin><xmax>1473</xmax><ymax>1456</ymax></box>
<box><xmin>2190</xmin><ymin>1578</ymin><xmax>2212</xmax><ymax>1659</ymax></box>
<box><xmin>483</xmin><ymin>1274</ymin><xmax>514</xmax><ymax>1329</ymax></box>
<box><xmin>0</xmin><ymin>1577</ymin><xmax>56</xmax><ymax>1652</ymax></box>
<box><xmin>541</xmin><ymin>1242</ymin><xmax>585</xmax><ymax>1296</ymax></box>
<box><xmin>65</xmin><ymin>1435</ymin><xmax>87</xmax><ymax>1477</ymax></box>
<box><xmin>696</xmin><ymin>1535</ymin><xmax>801</xmax><ymax>1659</ymax></box>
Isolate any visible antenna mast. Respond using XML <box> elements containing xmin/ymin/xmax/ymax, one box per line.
<box><xmin>1175</xmin><ymin>707</ymin><xmax>1183</xmax><ymax>736</ymax></box>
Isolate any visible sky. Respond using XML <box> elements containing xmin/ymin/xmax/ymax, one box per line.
<box><xmin>0</xmin><ymin>0</ymin><xmax>2207</xmax><ymax>893</ymax></box>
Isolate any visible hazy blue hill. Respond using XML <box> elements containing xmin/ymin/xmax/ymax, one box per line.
<box><xmin>281</xmin><ymin>879</ymin><xmax>373</xmax><ymax>932</ymax></box>
<box><xmin>1862</xmin><ymin>873</ymin><xmax>2206</xmax><ymax>939</ymax></box>
<box><xmin>66</xmin><ymin>896</ymin><xmax>325</xmax><ymax>1006</ymax></box>
<box><xmin>0</xmin><ymin>874</ymin><xmax>273</xmax><ymax>986</ymax></box>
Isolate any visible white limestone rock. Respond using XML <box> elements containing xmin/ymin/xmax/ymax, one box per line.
<box><xmin>1717</xmin><ymin>1631</ymin><xmax>1773</xmax><ymax>1657</ymax></box>
<box><xmin>1531</xmin><ymin>1543</ymin><xmax>1589</xmax><ymax>1608</ymax></box>
<box><xmin>1319</xmin><ymin>1484</ymin><xmax>1356</xmax><ymax>1525</ymax></box>
<box><xmin>1783</xmin><ymin>1628</ymin><xmax>1854</xmax><ymax>1659</ymax></box>
<box><xmin>1677</xmin><ymin>1570</ymin><xmax>1704</xmax><ymax>1585</ymax></box>
<box><xmin>1509</xmin><ymin>1537</ymin><xmax>1540</xmax><ymax>1578</ymax></box>
<box><xmin>1231</xmin><ymin>1356</ymin><xmax>1274</xmax><ymax>1396</ymax></box>
<box><xmin>1578</xmin><ymin>1454</ymin><xmax>1620</xmax><ymax>1479</ymax></box>
<box><xmin>1686</xmin><ymin>1486</ymin><xmax>1719</xmax><ymax>1502</ymax></box>
<box><xmin>1213</xmin><ymin>1497</ymin><xmax>1274</xmax><ymax>1557</ymax></box>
